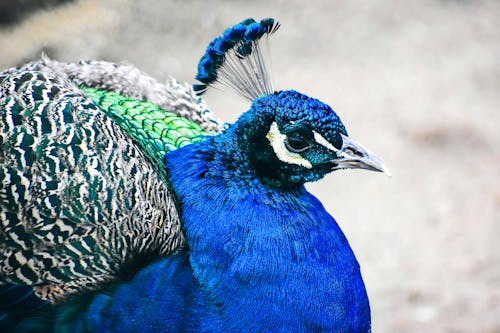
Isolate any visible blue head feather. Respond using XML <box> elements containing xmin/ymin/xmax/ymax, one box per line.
<box><xmin>228</xmin><ymin>90</ymin><xmax>348</xmax><ymax>187</ymax></box>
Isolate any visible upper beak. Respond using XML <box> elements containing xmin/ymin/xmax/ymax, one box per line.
<box><xmin>331</xmin><ymin>134</ymin><xmax>391</xmax><ymax>176</ymax></box>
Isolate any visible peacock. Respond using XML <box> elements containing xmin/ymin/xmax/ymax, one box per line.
<box><xmin>0</xmin><ymin>18</ymin><xmax>388</xmax><ymax>332</ymax></box>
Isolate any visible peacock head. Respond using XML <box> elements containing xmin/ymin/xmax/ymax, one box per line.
<box><xmin>194</xmin><ymin>18</ymin><xmax>389</xmax><ymax>188</ymax></box>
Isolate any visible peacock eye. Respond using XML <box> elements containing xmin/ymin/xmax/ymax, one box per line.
<box><xmin>285</xmin><ymin>133</ymin><xmax>312</xmax><ymax>153</ymax></box>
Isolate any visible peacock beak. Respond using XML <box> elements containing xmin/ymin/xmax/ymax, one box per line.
<box><xmin>330</xmin><ymin>134</ymin><xmax>391</xmax><ymax>176</ymax></box>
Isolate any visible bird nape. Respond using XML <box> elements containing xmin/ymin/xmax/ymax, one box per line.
<box><xmin>0</xmin><ymin>18</ymin><xmax>387</xmax><ymax>332</ymax></box>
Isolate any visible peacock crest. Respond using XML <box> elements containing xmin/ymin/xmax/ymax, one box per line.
<box><xmin>194</xmin><ymin>18</ymin><xmax>280</xmax><ymax>100</ymax></box>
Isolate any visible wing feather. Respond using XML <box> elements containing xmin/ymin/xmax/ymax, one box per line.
<box><xmin>0</xmin><ymin>69</ymin><xmax>185</xmax><ymax>303</ymax></box>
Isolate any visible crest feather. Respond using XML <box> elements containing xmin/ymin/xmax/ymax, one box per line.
<box><xmin>194</xmin><ymin>18</ymin><xmax>280</xmax><ymax>100</ymax></box>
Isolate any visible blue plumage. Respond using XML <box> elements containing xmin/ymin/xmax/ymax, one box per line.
<box><xmin>1</xmin><ymin>17</ymin><xmax>389</xmax><ymax>332</ymax></box>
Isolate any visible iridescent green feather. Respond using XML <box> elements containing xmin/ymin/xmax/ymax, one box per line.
<box><xmin>81</xmin><ymin>87</ymin><xmax>210</xmax><ymax>179</ymax></box>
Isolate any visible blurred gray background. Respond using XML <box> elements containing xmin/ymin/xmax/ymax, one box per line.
<box><xmin>1</xmin><ymin>0</ymin><xmax>499</xmax><ymax>332</ymax></box>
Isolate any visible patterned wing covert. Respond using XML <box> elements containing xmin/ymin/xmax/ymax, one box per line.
<box><xmin>0</xmin><ymin>70</ymin><xmax>185</xmax><ymax>303</ymax></box>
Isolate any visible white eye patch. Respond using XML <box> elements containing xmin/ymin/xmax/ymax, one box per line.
<box><xmin>313</xmin><ymin>130</ymin><xmax>338</xmax><ymax>152</ymax></box>
<box><xmin>265</xmin><ymin>122</ymin><xmax>313</xmax><ymax>169</ymax></box>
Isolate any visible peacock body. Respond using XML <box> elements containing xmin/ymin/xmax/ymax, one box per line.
<box><xmin>0</xmin><ymin>18</ymin><xmax>387</xmax><ymax>332</ymax></box>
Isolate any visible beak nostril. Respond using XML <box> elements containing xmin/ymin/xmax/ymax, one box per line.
<box><xmin>344</xmin><ymin>147</ymin><xmax>363</xmax><ymax>158</ymax></box>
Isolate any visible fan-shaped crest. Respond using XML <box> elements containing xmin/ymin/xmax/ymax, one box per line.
<box><xmin>194</xmin><ymin>18</ymin><xmax>280</xmax><ymax>100</ymax></box>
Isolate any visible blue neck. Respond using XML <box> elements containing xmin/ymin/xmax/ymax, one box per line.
<box><xmin>163</xmin><ymin>124</ymin><xmax>371</xmax><ymax>331</ymax></box>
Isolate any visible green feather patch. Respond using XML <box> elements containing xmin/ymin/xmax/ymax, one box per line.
<box><xmin>81</xmin><ymin>86</ymin><xmax>210</xmax><ymax>176</ymax></box>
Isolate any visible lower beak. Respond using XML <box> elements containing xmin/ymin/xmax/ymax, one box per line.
<box><xmin>331</xmin><ymin>134</ymin><xmax>391</xmax><ymax>176</ymax></box>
